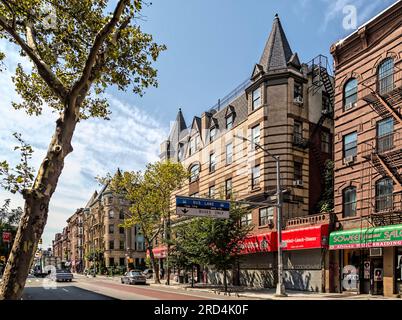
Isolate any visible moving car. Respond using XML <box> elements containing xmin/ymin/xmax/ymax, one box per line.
<box><xmin>121</xmin><ymin>270</ymin><xmax>146</xmax><ymax>285</ymax></box>
<box><xmin>50</xmin><ymin>269</ymin><xmax>73</xmax><ymax>282</ymax></box>
<box><xmin>142</xmin><ymin>269</ymin><xmax>153</xmax><ymax>279</ymax></box>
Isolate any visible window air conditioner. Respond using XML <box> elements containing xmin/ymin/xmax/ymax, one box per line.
<box><xmin>370</xmin><ymin>248</ymin><xmax>383</xmax><ymax>257</ymax></box>
<box><xmin>344</xmin><ymin>155</ymin><xmax>355</xmax><ymax>165</ymax></box>
<box><xmin>293</xmin><ymin>180</ymin><xmax>303</xmax><ymax>186</ymax></box>
<box><xmin>344</xmin><ymin>102</ymin><xmax>357</xmax><ymax>111</ymax></box>
<box><xmin>294</xmin><ymin>96</ymin><xmax>304</xmax><ymax>104</ymax></box>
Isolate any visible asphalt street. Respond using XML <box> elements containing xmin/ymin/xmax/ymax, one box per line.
<box><xmin>21</xmin><ymin>276</ymin><xmax>245</xmax><ymax>300</ymax></box>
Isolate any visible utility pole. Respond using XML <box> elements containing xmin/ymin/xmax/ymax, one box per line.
<box><xmin>234</xmin><ymin>135</ymin><xmax>287</xmax><ymax>297</ymax></box>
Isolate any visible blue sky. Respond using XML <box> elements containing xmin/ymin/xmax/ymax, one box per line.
<box><xmin>0</xmin><ymin>0</ymin><xmax>397</xmax><ymax>248</ymax></box>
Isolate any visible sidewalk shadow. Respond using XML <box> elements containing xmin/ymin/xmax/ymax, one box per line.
<box><xmin>22</xmin><ymin>285</ymin><xmax>116</xmax><ymax>300</ymax></box>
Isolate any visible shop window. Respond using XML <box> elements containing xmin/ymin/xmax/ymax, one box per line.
<box><xmin>343</xmin><ymin>186</ymin><xmax>357</xmax><ymax>217</ymax></box>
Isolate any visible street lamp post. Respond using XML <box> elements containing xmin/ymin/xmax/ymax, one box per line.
<box><xmin>234</xmin><ymin>135</ymin><xmax>287</xmax><ymax>297</ymax></box>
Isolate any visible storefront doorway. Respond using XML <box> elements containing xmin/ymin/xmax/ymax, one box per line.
<box><xmin>341</xmin><ymin>249</ymin><xmax>384</xmax><ymax>295</ymax></box>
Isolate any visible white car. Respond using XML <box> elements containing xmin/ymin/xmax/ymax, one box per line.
<box><xmin>121</xmin><ymin>270</ymin><xmax>147</xmax><ymax>285</ymax></box>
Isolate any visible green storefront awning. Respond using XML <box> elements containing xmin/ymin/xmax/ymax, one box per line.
<box><xmin>329</xmin><ymin>224</ymin><xmax>402</xmax><ymax>250</ymax></box>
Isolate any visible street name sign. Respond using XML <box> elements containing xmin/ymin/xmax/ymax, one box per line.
<box><xmin>176</xmin><ymin>196</ymin><xmax>230</xmax><ymax>219</ymax></box>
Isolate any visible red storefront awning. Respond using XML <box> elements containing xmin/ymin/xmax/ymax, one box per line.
<box><xmin>281</xmin><ymin>224</ymin><xmax>329</xmax><ymax>250</ymax></box>
<box><xmin>239</xmin><ymin>232</ymin><xmax>277</xmax><ymax>255</ymax></box>
<box><xmin>147</xmin><ymin>246</ymin><xmax>167</xmax><ymax>259</ymax></box>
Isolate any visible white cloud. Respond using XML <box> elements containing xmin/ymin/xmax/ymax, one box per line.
<box><xmin>0</xmin><ymin>42</ymin><xmax>169</xmax><ymax>248</ymax></box>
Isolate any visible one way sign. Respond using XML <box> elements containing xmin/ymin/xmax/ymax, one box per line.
<box><xmin>176</xmin><ymin>196</ymin><xmax>230</xmax><ymax>219</ymax></box>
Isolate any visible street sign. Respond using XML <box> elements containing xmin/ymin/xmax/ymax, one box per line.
<box><xmin>176</xmin><ymin>196</ymin><xmax>230</xmax><ymax>219</ymax></box>
<box><xmin>2</xmin><ymin>232</ymin><xmax>11</xmax><ymax>243</ymax></box>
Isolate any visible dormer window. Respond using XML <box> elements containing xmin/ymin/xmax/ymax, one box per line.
<box><xmin>226</xmin><ymin>114</ymin><xmax>234</xmax><ymax>130</ymax></box>
<box><xmin>252</xmin><ymin>87</ymin><xmax>261</xmax><ymax>110</ymax></box>
<box><xmin>209</xmin><ymin>127</ymin><xmax>217</xmax><ymax>142</ymax></box>
<box><xmin>189</xmin><ymin>135</ymin><xmax>199</xmax><ymax>156</ymax></box>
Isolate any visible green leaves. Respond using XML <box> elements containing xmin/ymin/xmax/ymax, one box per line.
<box><xmin>1</xmin><ymin>0</ymin><xmax>166</xmax><ymax>119</ymax></box>
<box><xmin>0</xmin><ymin>133</ymin><xmax>35</xmax><ymax>194</ymax></box>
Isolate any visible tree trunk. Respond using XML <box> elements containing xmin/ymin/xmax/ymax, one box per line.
<box><xmin>223</xmin><ymin>268</ymin><xmax>228</xmax><ymax>293</ymax></box>
<box><xmin>0</xmin><ymin>102</ymin><xmax>78</xmax><ymax>300</ymax></box>
<box><xmin>147</xmin><ymin>244</ymin><xmax>160</xmax><ymax>284</ymax></box>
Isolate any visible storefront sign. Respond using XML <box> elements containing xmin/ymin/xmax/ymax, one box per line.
<box><xmin>281</xmin><ymin>224</ymin><xmax>329</xmax><ymax>250</ymax></box>
<box><xmin>363</xmin><ymin>261</ymin><xmax>370</xmax><ymax>279</ymax></box>
<box><xmin>2</xmin><ymin>232</ymin><xmax>11</xmax><ymax>243</ymax></box>
<box><xmin>239</xmin><ymin>232</ymin><xmax>277</xmax><ymax>254</ymax></box>
<box><xmin>147</xmin><ymin>246</ymin><xmax>167</xmax><ymax>259</ymax></box>
<box><xmin>329</xmin><ymin>224</ymin><xmax>402</xmax><ymax>249</ymax></box>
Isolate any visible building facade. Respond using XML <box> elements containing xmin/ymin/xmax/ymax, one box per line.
<box><xmin>81</xmin><ymin>184</ymin><xmax>146</xmax><ymax>272</ymax></box>
<box><xmin>52</xmin><ymin>233</ymin><xmax>63</xmax><ymax>260</ymax></box>
<box><xmin>329</xmin><ymin>1</ymin><xmax>402</xmax><ymax>297</ymax></box>
<box><xmin>158</xmin><ymin>14</ymin><xmax>334</xmax><ymax>292</ymax></box>
<box><xmin>66</xmin><ymin>209</ymin><xmax>84</xmax><ymax>273</ymax></box>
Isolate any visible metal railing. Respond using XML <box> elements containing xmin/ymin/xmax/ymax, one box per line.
<box><xmin>285</xmin><ymin>212</ymin><xmax>331</xmax><ymax>229</ymax></box>
<box><xmin>377</xmin><ymin>132</ymin><xmax>394</xmax><ymax>154</ymax></box>
<box><xmin>208</xmin><ymin>78</ymin><xmax>251</xmax><ymax>113</ymax></box>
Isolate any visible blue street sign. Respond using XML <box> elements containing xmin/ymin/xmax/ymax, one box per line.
<box><xmin>176</xmin><ymin>196</ymin><xmax>230</xmax><ymax>219</ymax></box>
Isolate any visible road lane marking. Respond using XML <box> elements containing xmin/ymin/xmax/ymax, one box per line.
<box><xmin>62</xmin><ymin>288</ymin><xmax>69</xmax><ymax>292</ymax></box>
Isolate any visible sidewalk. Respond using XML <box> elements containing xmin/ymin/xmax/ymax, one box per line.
<box><xmin>74</xmin><ymin>273</ymin><xmax>401</xmax><ymax>300</ymax></box>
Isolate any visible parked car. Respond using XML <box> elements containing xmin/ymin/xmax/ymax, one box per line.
<box><xmin>142</xmin><ymin>269</ymin><xmax>153</xmax><ymax>279</ymax></box>
<box><xmin>121</xmin><ymin>270</ymin><xmax>146</xmax><ymax>285</ymax></box>
<box><xmin>50</xmin><ymin>269</ymin><xmax>73</xmax><ymax>282</ymax></box>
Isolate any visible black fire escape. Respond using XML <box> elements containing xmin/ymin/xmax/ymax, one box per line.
<box><xmin>294</xmin><ymin>55</ymin><xmax>334</xmax><ymax>179</ymax></box>
<box><xmin>361</xmin><ymin>65</ymin><xmax>402</xmax><ymax>226</ymax></box>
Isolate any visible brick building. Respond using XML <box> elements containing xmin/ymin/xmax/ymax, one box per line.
<box><xmin>158</xmin><ymin>14</ymin><xmax>334</xmax><ymax>292</ymax></box>
<box><xmin>66</xmin><ymin>208</ymin><xmax>84</xmax><ymax>273</ymax></box>
<box><xmin>329</xmin><ymin>1</ymin><xmax>402</xmax><ymax>296</ymax></box>
<box><xmin>52</xmin><ymin>233</ymin><xmax>62</xmax><ymax>260</ymax></box>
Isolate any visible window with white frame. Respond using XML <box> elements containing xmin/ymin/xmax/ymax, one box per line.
<box><xmin>189</xmin><ymin>163</ymin><xmax>200</xmax><ymax>182</ymax></box>
<box><xmin>252</xmin><ymin>87</ymin><xmax>261</xmax><ymax>110</ymax></box>
<box><xmin>209</xmin><ymin>152</ymin><xmax>216</xmax><ymax>172</ymax></box>
<box><xmin>241</xmin><ymin>213</ymin><xmax>253</xmax><ymax>226</ymax></box>
<box><xmin>226</xmin><ymin>143</ymin><xmax>233</xmax><ymax>164</ymax></box>
<box><xmin>226</xmin><ymin>114</ymin><xmax>234</xmax><ymax>130</ymax></box>
<box><xmin>252</xmin><ymin>124</ymin><xmax>260</xmax><ymax>147</ymax></box>
<box><xmin>210</xmin><ymin>127</ymin><xmax>217</xmax><ymax>142</ymax></box>
<box><xmin>252</xmin><ymin>165</ymin><xmax>260</xmax><ymax>189</ymax></box>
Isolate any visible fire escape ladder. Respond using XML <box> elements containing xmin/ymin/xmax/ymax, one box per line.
<box><xmin>303</xmin><ymin>55</ymin><xmax>334</xmax><ymax>157</ymax></box>
<box><xmin>373</xmin><ymin>91</ymin><xmax>402</xmax><ymax>124</ymax></box>
<box><xmin>374</xmin><ymin>153</ymin><xmax>402</xmax><ymax>192</ymax></box>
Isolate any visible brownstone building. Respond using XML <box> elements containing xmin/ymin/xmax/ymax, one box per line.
<box><xmin>329</xmin><ymin>1</ymin><xmax>402</xmax><ymax>296</ymax></box>
<box><xmin>66</xmin><ymin>208</ymin><xmax>84</xmax><ymax>273</ymax></box>
<box><xmin>158</xmin><ymin>15</ymin><xmax>334</xmax><ymax>292</ymax></box>
<box><xmin>82</xmin><ymin>184</ymin><xmax>146</xmax><ymax>271</ymax></box>
<box><xmin>52</xmin><ymin>233</ymin><xmax>63</xmax><ymax>260</ymax></box>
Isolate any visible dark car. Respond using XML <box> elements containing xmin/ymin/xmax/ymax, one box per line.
<box><xmin>121</xmin><ymin>270</ymin><xmax>146</xmax><ymax>285</ymax></box>
<box><xmin>50</xmin><ymin>269</ymin><xmax>73</xmax><ymax>282</ymax></box>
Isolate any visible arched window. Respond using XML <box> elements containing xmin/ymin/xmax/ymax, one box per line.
<box><xmin>343</xmin><ymin>186</ymin><xmax>357</xmax><ymax>217</ymax></box>
<box><xmin>189</xmin><ymin>163</ymin><xmax>200</xmax><ymax>183</ymax></box>
<box><xmin>375</xmin><ymin>177</ymin><xmax>393</xmax><ymax>212</ymax></box>
<box><xmin>343</xmin><ymin>78</ymin><xmax>358</xmax><ymax>110</ymax></box>
<box><xmin>377</xmin><ymin>58</ymin><xmax>394</xmax><ymax>95</ymax></box>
